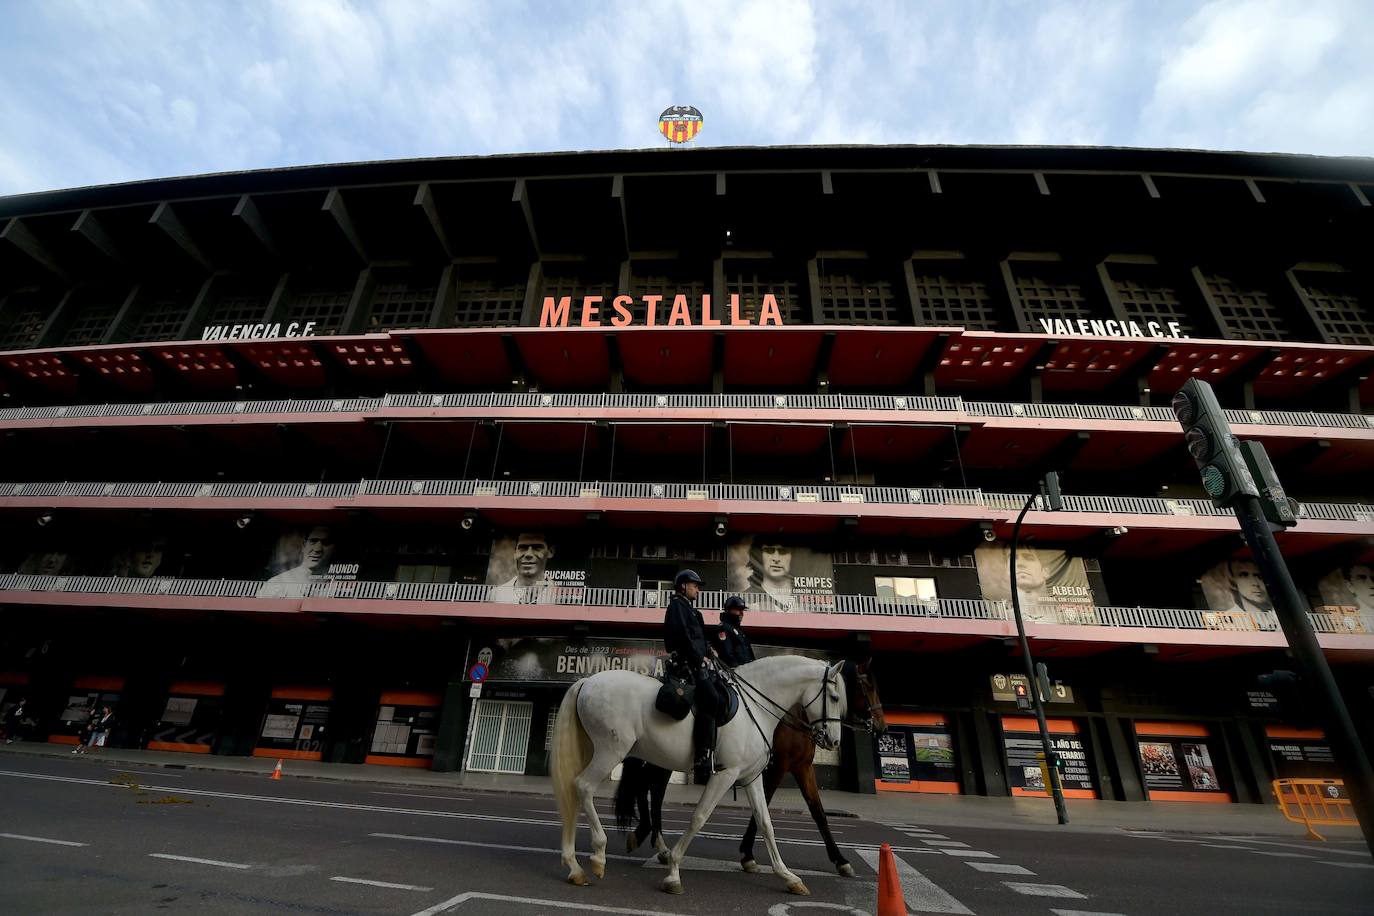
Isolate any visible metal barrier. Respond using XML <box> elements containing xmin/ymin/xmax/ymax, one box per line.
<box><xmin>0</xmin><ymin>573</ymin><xmax>1358</xmax><ymax>636</ymax></box>
<box><xmin>1272</xmin><ymin>778</ymin><xmax>1359</xmax><ymax>840</ymax></box>
<box><xmin>1</xmin><ymin>391</ymin><xmax>1370</xmax><ymax>431</ymax></box>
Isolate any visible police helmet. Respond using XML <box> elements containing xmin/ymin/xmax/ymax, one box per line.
<box><xmin>674</xmin><ymin>569</ymin><xmax>703</xmax><ymax>589</ymax></box>
<box><xmin>723</xmin><ymin>596</ymin><xmax>748</xmax><ymax>613</ymax></box>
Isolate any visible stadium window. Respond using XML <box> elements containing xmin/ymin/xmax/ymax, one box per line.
<box><xmin>874</xmin><ymin>576</ymin><xmax>937</xmax><ymax>602</ymax></box>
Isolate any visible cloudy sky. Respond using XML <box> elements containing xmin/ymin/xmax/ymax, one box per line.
<box><xmin>1</xmin><ymin>0</ymin><xmax>1370</xmax><ymax>196</ymax></box>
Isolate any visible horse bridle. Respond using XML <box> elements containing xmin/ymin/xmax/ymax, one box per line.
<box><xmin>724</xmin><ymin>660</ymin><xmax>867</xmax><ymax>751</ymax></box>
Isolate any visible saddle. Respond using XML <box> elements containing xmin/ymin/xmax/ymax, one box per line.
<box><xmin>654</xmin><ymin>668</ymin><xmax>739</xmax><ymax>724</ymax></box>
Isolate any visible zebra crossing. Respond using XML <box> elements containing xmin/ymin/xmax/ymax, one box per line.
<box><xmin>882</xmin><ymin>822</ymin><xmax>1125</xmax><ymax>915</ymax></box>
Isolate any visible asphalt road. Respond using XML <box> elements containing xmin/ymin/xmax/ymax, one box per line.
<box><xmin>0</xmin><ymin>754</ymin><xmax>1370</xmax><ymax>915</ymax></box>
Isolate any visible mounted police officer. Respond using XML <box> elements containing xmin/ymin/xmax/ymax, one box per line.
<box><xmin>663</xmin><ymin>569</ymin><xmax>727</xmax><ymax>782</ymax></box>
<box><xmin>711</xmin><ymin>595</ymin><xmax>755</xmax><ymax>668</ymax></box>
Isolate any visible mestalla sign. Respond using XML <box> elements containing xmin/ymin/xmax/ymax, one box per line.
<box><xmin>538</xmin><ymin>293</ymin><xmax>784</xmax><ymax>328</ymax></box>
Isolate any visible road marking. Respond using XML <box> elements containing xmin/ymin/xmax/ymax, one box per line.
<box><xmin>0</xmin><ymin>769</ymin><xmax>899</xmax><ymax>853</ymax></box>
<box><xmin>920</xmin><ymin>839</ymin><xmax>969</xmax><ymax>848</ymax></box>
<box><xmin>768</xmin><ymin>905</ymin><xmax>873</xmax><ymax>915</ymax></box>
<box><xmin>0</xmin><ymin>832</ymin><xmax>89</xmax><ymax>847</ymax></box>
<box><xmin>907</xmin><ymin>832</ymin><xmax>948</xmax><ymax>839</ymax></box>
<box><xmin>1197</xmin><ymin>844</ymin><xmax>1251</xmax><ymax>849</ymax></box>
<box><xmin>1319</xmin><ymin>862</ymin><xmax>1374</xmax><ymax>869</ymax></box>
<box><xmin>1004</xmin><ymin>882</ymin><xmax>1087</xmax><ymax>898</ymax></box>
<box><xmin>149</xmin><ymin>853</ymin><xmax>251</xmax><ymax>870</ymax></box>
<box><xmin>855</xmin><ymin>848</ymin><xmax>972</xmax><ymax>915</ymax></box>
<box><xmin>1211</xmin><ymin>835</ymin><xmax>1370</xmax><ymax>857</ymax></box>
<box><xmin>108</xmin><ymin>769</ymin><xmax>184</xmax><ymax>778</ymax></box>
<box><xmin>411</xmin><ymin>890</ymin><xmax>697</xmax><ymax>916</ymax></box>
<box><xmin>1251</xmin><ymin>851</ymin><xmax>1315</xmax><ymax>858</ymax></box>
<box><xmin>331</xmin><ymin>876</ymin><xmax>434</xmax><ymax>891</ymax></box>
<box><xmin>371</xmin><ymin>792</ymin><xmax>471</xmax><ymax>802</ymax></box>
<box><xmin>368</xmin><ymin>833</ymin><xmax>836</xmax><ymax>877</ymax></box>
<box><xmin>966</xmin><ymin>862</ymin><xmax>1035</xmax><ymax>875</ymax></box>
<box><xmin>1051</xmin><ymin>911</ymin><xmax>1127</xmax><ymax>916</ymax></box>
<box><xmin>941</xmin><ymin>849</ymin><xmax>997</xmax><ymax>858</ymax></box>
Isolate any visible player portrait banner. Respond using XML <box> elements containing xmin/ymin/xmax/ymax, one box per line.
<box><xmin>1199</xmin><ymin>557</ymin><xmax>1278</xmax><ymax>630</ymax></box>
<box><xmin>256</xmin><ymin>523</ymin><xmax>358</xmax><ymax>598</ymax></box>
<box><xmin>485</xmin><ymin>530</ymin><xmax>587</xmax><ymax>604</ymax></box>
<box><xmin>726</xmin><ymin>535</ymin><xmax>835</xmax><ymax>613</ymax></box>
<box><xmin>470</xmin><ymin>637</ymin><xmax>668</xmax><ymax>684</ymax></box>
<box><xmin>106</xmin><ymin>529</ymin><xmax>172</xmax><ymax>579</ymax></box>
<box><xmin>974</xmin><ymin>543</ymin><xmax>1095</xmax><ymax>624</ymax></box>
<box><xmin>1313</xmin><ymin>563</ymin><xmax>1374</xmax><ymax>633</ymax></box>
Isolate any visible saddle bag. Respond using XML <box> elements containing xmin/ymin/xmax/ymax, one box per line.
<box><xmin>655</xmin><ymin>673</ymin><xmax>695</xmax><ymax>721</ymax></box>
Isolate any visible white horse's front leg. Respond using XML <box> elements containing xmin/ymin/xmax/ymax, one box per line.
<box><xmin>743</xmin><ymin>773</ymin><xmax>808</xmax><ymax>895</ymax></box>
<box><xmin>661</xmin><ymin>769</ymin><xmax>737</xmax><ymax>895</ymax></box>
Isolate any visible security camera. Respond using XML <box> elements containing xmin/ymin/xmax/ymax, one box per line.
<box><xmin>461</xmin><ymin>515</ymin><xmax>476</xmax><ymax>531</ymax></box>
<box><xmin>713</xmin><ymin>520</ymin><xmax>728</xmax><ymax>538</ymax></box>
<box><xmin>235</xmin><ymin>512</ymin><xmax>254</xmax><ymax>529</ymax></box>
<box><xmin>981</xmin><ymin>528</ymin><xmax>997</xmax><ymax>543</ymax></box>
<box><xmin>36</xmin><ymin>510</ymin><xmax>54</xmax><ymax>527</ymax></box>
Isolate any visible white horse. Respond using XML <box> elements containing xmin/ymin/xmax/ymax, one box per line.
<box><xmin>551</xmin><ymin>655</ymin><xmax>847</xmax><ymax>896</ymax></box>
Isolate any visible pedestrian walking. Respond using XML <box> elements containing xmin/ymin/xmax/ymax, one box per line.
<box><xmin>80</xmin><ymin>705</ymin><xmax>115</xmax><ymax>754</ymax></box>
<box><xmin>3</xmin><ymin>696</ymin><xmax>29</xmax><ymax>743</ymax></box>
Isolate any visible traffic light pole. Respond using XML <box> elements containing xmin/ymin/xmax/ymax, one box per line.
<box><xmin>1233</xmin><ymin>494</ymin><xmax>1374</xmax><ymax>858</ymax></box>
<box><xmin>1009</xmin><ymin>493</ymin><xmax>1070</xmax><ymax>825</ymax></box>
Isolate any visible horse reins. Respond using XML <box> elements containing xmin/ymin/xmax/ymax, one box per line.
<box><xmin>718</xmin><ymin>660</ymin><xmax>858</xmax><ymax>751</ymax></box>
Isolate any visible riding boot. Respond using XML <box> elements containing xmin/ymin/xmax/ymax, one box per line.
<box><xmin>692</xmin><ymin>711</ymin><xmax>718</xmax><ymax>783</ymax></box>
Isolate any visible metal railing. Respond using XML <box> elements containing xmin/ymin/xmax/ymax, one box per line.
<box><xmin>2</xmin><ymin>573</ymin><xmax>1366</xmax><ymax>636</ymax></box>
<box><xmin>3</xmin><ymin>477</ymin><xmax>1370</xmax><ymax>524</ymax></box>
<box><xmin>0</xmin><ymin>391</ymin><xmax>1368</xmax><ymax>431</ymax></box>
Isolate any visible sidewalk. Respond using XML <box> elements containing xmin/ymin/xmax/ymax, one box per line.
<box><xmin>0</xmin><ymin>740</ymin><xmax>1314</xmax><ymax>838</ymax></box>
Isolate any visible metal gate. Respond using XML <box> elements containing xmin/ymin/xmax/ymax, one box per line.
<box><xmin>465</xmin><ymin>700</ymin><xmax>533</xmax><ymax>773</ymax></box>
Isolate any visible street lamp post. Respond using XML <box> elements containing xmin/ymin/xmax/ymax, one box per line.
<box><xmin>1008</xmin><ymin>474</ymin><xmax>1069</xmax><ymax>825</ymax></box>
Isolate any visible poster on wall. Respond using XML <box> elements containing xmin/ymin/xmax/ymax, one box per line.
<box><xmin>1266</xmin><ymin>728</ymin><xmax>1336</xmax><ymax>780</ymax></box>
<box><xmin>256</xmin><ymin>524</ymin><xmax>358</xmax><ymax>597</ymax></box>
<box><xmin>1002</xmin><ymin>719</ymin><xmax>1095</xmax><ymax>796</ymax></box>
<box><xmin>485</xmin><ymin>531</ymin><xmax>587</xmax><ymax>604</ymax></box>
<box><xmin>975</xmin><ymin>543</ymin><xmax>1095</xmax><ymax>623</ymax></box>
<box><xmin>367</xmin><ymin>692</ymin><xmax>441</xmax><ymax>765</ymax></box>
<box><xmin>1313</xmin><ymin>563</ymin><xmax>1374</xmax><ymax>632</ymax></box>
<box><xmin>876</xmin><ymin>730</ymin><xmax>911</xmax><ymax>782</ymax></box>
<box><xmin>726</xmin><ymin>536</ymin><xmax>835</xmax><ymax>613</ymax></box>
<box><xmin>255</xmin><ymin>691</ymin><xmax>332</xmax><ymax>759</ymax></box>
<box><xmin>1200</xmin><ymin>558</ymin><xmax>1276</xmax><ymax>629</ymax></box>
<box><xmin>17</xmin><ymin>548</ymin><xmax>76</xmax><ymax>576</ymax></box>
<box><xmin>473</xmin><ymin>637</ymin><xmax>669</xmax><ymax>683</ymax></box>
<box><xmin>1134</xmin><ymin>724</ymin><xmax>1226</xmax><ymax>796</ymax></box>
<box><xmin>148</xmin><ymin>683</ymin><xmax>224</xmax><ymax>753</ymax></box>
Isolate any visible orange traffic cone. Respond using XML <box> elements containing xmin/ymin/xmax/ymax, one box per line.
<box><xmin>271</xmin><ymin>759</ymin><xmax>283</xmax><ymax>781</ymax></box>
<box><xmin>876</xmin><ymin>843</ymin><xmax>906</xmax><ymax>916</ymax></box>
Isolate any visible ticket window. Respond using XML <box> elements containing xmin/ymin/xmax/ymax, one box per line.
<box><xmin>50</xmin><ymin>676</ymin><xmax>125</xmax><ymax>745</ymax></box>
<box><xmin>148</xmin><ymin>682</ymin><xmax>225</xmax><ymax>754</ymax></box>
<box><xmin>365</xmin><ymin>691</ymin><xmax>443</xmax><ymax>768</ymax></box>
<box><xmin>1001</xmin><ymin>716</ymin><xmax>1097</xmax><ymax>799</ymax></box>
<box><xmin>253</xmin><ymin>687</ymin><xmax>334</xmax><ymax>760</ymax></box>
<box><xmin>1133</xmin><ymin>721</ymin><xmax>1231</xmax><ymax>803</ymax></box>
<box><xmin>1266</xmin><ymin>726</ymin><xmax>1336</xmax><ymax>780</ymax></box>
<box><xmin>874</xmin><ymin>712</ymin><xmax>962</xmax><ymax>794</ymax></box>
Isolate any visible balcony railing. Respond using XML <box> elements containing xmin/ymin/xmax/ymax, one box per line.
<box><xmin>0</xmin><ymin>391</ymin><xmax>1368</xmax><ymax>430</ymax></box>
<box><xmin>3</xmin><ymin>574</ymin><xmax>1368</xmax><ymax>637</ymax></box>
<box><xmin>3</xmin><ymin>478</ymin><xmax>1371</xmax><ymax>523</ymax></box>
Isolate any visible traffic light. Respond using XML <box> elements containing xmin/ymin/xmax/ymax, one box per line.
<box><xmin>1171</xmin><ymin>378</ymin><xmax>1259</xmax><ymax>508</ymax></box>
<box><xmin>1014</xmin><ymin>682</ymin><xmax>1031</xmax><ymax>710</ymax></box>
<box><xmin>1239</xmin><ymin>441</ymin><xmax>1299</xmax><ymax>528</ymax></box>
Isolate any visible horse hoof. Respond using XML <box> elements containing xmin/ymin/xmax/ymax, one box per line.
<box><xmin>656</xmin><ymin>851</ymin><xmax>671</xmax><ymax>865</ymax></box>
<box><xmin>625</xmin><ymin>834</ymin><xmax>640</xmax><ymax>854</ymax></box>
<box><xmin>837</xmin><ymin>863</ymin><xmax>855</xmax><ymax>877</ymax></box>
<box><xmin>591</xmin><ymin>860</ymin><xmax>605</xmax><ymax>879</ymax></box>
<box><xmin>661</xmin><ymin>878</ymin><xmax>684</xmax><ymax>895</ymax></box>
<box><xmin>741</xmin><ymin>858</ymin><xmax>760</xmax><ymax>874</ymax></box>
<box><xmin>568</xmin><ymin>872</ymin><xmax>589</xmax><ymax>887</ymax></box>
<box><xmin>787</xmin><ymin>880</ymin><xmax>811</xmax><ymax>896</ymax></box>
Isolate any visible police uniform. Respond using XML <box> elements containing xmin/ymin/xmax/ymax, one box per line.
<box><xmin>663</xmin><ymin>574</ymin><xmax>726</xmax><ymax>780</ymax></box>
<box><xmin>711</xmin><ymin>612</ymin><xmax>755</xmax><ymax>668</ymax></box>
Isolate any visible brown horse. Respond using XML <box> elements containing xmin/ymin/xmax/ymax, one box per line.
<box><xmin>615</xmin><ymin>659</ymin><xmax>885</xmax><ymax>876</ymax></box>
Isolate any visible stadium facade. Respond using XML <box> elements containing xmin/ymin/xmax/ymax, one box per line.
<box><xmin>0</xmin><ymin>145</ymin><xmax>1371</xmax><ymax>805</ymax></box>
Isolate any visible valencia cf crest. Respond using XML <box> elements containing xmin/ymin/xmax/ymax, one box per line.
<box><xmin>659</xmin><ymin>105</ymin><xmax>703</xmax><ymax>144</ymax></box>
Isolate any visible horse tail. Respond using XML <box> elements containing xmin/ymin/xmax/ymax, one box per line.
<box><xmin>614</xmin><ymin>757</ymin><xmax>644</xmax><ymax>833</ymax></box>
<box><xmin>551</xmin><ymin>678</ymin><xmax>592</xmax><ymax>846</ymax></box>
